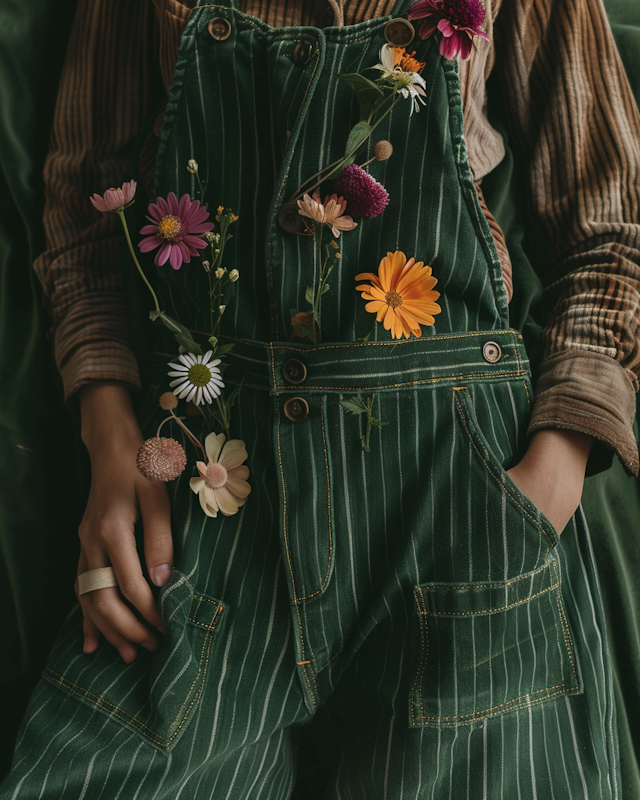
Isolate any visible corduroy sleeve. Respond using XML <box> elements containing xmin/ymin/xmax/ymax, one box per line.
<box><xmin>33</xmin><ymin>0</ymin><xmax>160</xmax><ymax>410</ymax></box>
<box><xmin>496</xmin><ymin>0</ymin><xmax>640</xmax><ymax>476</ymax></box>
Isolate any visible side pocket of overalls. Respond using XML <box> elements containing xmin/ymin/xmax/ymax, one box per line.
<box><xmin>42</xmin><ymin>571</ymin><xmax>225</xmax><ymax>752</ymax></box>
<box><xmin>409</xmin><ymin>385</ymin><xmax>583</xmax><ymax>727</ymax></box>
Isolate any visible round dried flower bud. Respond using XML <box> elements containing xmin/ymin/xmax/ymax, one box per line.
<box><xmin>215</xmin><ymin>267</ymin><xmax>226</xmax><ymax>279</ymax></box>
<box><xmin>187</xmin><ymin>159</ymin><xmax>199</xmax><ymax>173</ymax></box>
<box><xmin>229</xmin><ymin>269</ymin><xmax>239</xmax><ymax>282</ymax></box>
<box><xmin>374</xmin><ymin>140</ymin><xmax>393</xmax><ymax>161</ymax></box>
<box><xmin>136</xmin><ymin>437</ymin><xmax>187</xmax><ymax>482</ymax></box>
<box><xmin>159</xmin><ymin>392</ymin><xmax>178</xmax><ymax>411</ymax></box>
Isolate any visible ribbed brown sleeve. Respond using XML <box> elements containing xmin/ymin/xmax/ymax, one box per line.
<box><xmin>33</xmin><ymin>0</ymin><xmax>159</xmax><ymax>407</ymax></box>
<box><xmin>497</xmin><ymin>0</ymin><xmax>640</xmax><ymax>475</ymax></box>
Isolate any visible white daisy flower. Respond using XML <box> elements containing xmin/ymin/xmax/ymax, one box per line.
<box><xmin>167</xmin><ymin>350</ymin><xmax>224</xmax><ymax>405</ymax></box>
<box><xmin>372</xmin><ymin>44</ymin><xmax>427</xmax><ymax>115</ymax></box>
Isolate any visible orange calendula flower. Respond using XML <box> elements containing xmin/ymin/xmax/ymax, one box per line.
<box><xmin>355</xmin><ymin>250</ymin><xmax>441</xmax><ymax>339</ymax></box>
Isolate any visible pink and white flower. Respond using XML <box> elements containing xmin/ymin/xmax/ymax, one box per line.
<box><xmin>297</xmin><ymin>192</ymin><xmax>358</xmax><ymax>237</ymax></box>
<box><xmin>408</xmin><ymin>0</ymin><xmax>490</xmax><ymax>61</ymax></box>
<box><xmin>139</xmin><ymin>192</ymin><xmax>215</xmax><ymax>270</ymax></box>
<box><xmin>90</xmin><ymin>180</ymin><xmax>137</xmax><ymax>213</ymax></box>
<box><xmin>190</xmin><ymin>432</ymin><xmax>251</xmax><ymax>517</ymax></box>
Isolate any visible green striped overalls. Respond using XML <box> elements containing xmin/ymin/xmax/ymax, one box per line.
<box><xmin>1</xmin><ymin>0</ymin><xmax>620</xmax><ymax>797</ymax></box>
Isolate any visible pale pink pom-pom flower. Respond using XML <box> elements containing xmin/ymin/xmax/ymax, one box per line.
<box><xmin>136</xmin><ymin>437</ymin><xmax>187</xmax><ymax>482</ymax></box>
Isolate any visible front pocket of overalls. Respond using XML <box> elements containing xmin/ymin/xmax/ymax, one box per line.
<box><xmin>42</xmin><ymin>571</ymin><xmax>224</xmax><ymax>751</ymax></box>
<box><xmin>408</xmin><ymin>385</ymin><xmax>582</xmax><ymax>726</ymax></box>
<box><xmin>410</xmin><ymin>560</ymin><xmax>582</xmax><ymax>726</ymax></box>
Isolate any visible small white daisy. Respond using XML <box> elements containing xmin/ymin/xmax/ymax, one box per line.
<box><xmin>167</xmin><ymin>350</ymin><xmax>224</xmax><ymax>405</ymax></box>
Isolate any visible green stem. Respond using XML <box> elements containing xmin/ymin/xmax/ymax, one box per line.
<box><xmin>288</xmin><ymin>156</ymin><xmax>348</xmax><ymax>203</ymax></box>
<box><xmin>311</xmin><ymin>225</ymin><xmax>324</xmax><ymax>342</ymax></box>
<box><xmin>118</xmin><ymin>210</ymin><xmax>161</xmax><ymax>313</ymax></box>
<box><xmin>215</xmin><ymin>395</ymin><xmax>231</xmax><ymax>439</ymax></box>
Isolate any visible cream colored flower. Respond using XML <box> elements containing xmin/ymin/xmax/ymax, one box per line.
<box><xmin>297</xmin><ymin>192</ymin><xmax>358</xmax><ymax>237</ymax></box>
<box><xmin>189</xmin><ymin>433</ymin><xmax>251</xmax><ymax>517</ymax></box>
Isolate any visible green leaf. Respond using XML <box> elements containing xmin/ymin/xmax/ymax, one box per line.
<box><xmin>338</xmin><ymin>73</ymin><xmax>384</xmax><ymax>121</ymax></box>
<box><xmin>221</xmin><ymin>279</ymin><xmax>236</xmax><ymax>307</ymax></box>
<box><xmin>321</xmin><ymin>283</ymin><xmax>330</xmax><ymax>295</ymax></box>
<box><xmin>175</xmin><ymin>333</ymin><xmax>203</xmax><ymax>355</ymax></box>
<box><xmin>340</xmin><ymin>397</ymin><xmax>368</xmax><ymax>415</ymax></box>
<box><xmin>214</xmin><ymin>343</ymin><xmax>236</xmax><ymax>358</ymax></box>
<box><xmin>370</xmin><ymin>418</ymin><xmax>388</xmax><ymax>427</ymax></box>
<box><xmin>300</xmin><ymin>324</ymin><xmax>316</xmax><ymax>342</ymax></box>
<box><xmin>354</xmin><ymin>309</ymin><xmax>376</xmax><ymax>342</ymax></box>
<box><xmin>305</xmin><ymin>286</ymin><xmax>314</xmax><ymax>305</ymax></box>
<box><xmin>344</xmin><ymin>120</ymin><xmax>373</xmax><ymax>159</ymax></box>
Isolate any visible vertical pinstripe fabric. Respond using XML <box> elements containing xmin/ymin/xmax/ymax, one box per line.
<box><xmin>0</xmin><ymin>0</ymin><xmax>620</xmax><ymax>797</ymax></box>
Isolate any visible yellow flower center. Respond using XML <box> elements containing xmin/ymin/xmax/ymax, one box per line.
<box><xmin>385</xmin><ymin>290</ymin><xmax>403</xmax><ymax>308</ymax></box>
<box><xmin>187</xmin><ymin>363</ymin><xmax>212</xmax><ymax>387</ymax></box>
<box><xmin>158</xmin><ymin>215</ymin><xmax>182</xmax><ymax>239</ymax></box>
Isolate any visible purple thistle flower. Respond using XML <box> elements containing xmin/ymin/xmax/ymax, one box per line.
<box><xmin>332</xmin><ymin>165</ymin><xmax>390</xmax><ymax>219</ymax></box>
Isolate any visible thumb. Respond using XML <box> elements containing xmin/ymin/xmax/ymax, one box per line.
<box><xmin>138</xmin><ymin>481</ymin><xmax>174</xmax><ymax>587</ymax></box>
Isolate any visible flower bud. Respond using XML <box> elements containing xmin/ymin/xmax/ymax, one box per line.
<box><xmin>187</xmin><ymin>159</ymin><xmax>199</xmax><ymax>173</ymax></box>
<box><xmin>202</xmin><ymin>260</ymin><xmax>210</xmax><ymax>272</ymax></box>
<box><xmin>374</xmin><ymin>140</ymin><xmax>393</xmax><ymax>161</ymax></box>
<box><xmin>219</xmin><ymin>305</ymin><xmax>227</xmax><ymax>314</ymax></box>
<box><xmin>229</xmin><ymin>269</ymin><xmax>239</xmax><ymax>282</ymax></box>
<box><xmin>159</xmin><ymin>392</ymin><xmax>178</xmax><ymax>410</ymax></box>
<box><xmin>215</xmin><ymin>267</ymin><xmax>226</xmax><ymax>279</ymax></box>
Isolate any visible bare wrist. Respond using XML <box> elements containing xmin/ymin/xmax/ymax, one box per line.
<box><xmin>79</xmin><ymin>383</ymin><xmax>141</xmax><ymax>453</ymax></box>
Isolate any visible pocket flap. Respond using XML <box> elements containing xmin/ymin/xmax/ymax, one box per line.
<box><xmin>417</xmin><ymin>561</ymin><xmax>558</xmax><ymax>617</ymax></box>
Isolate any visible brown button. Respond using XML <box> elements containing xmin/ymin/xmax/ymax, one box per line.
<box><xmin>208</xmin><ymin>17</ymin><xmax>231</xmax><ymax>41</ymax></box>
<box><xmin>282</xmin><ymin>358</ymin><xmax>307</xmax><ymax>385</ymax></box>
<box><xmin>384</xmin><ymin>18</ymin><xmax>415</xmax><ymax>47</ymax></box>
<box><xmin>278</xmin><ymin>202</ymin><xmax>306</xmax><ymax>234</ymax></box>
<box><xmin>283</xmin><ymin>397</ymin><xmax>309</xmax><ymax>422</ymax></box>
<box><xmin>482</xmin><ymin>341</ymin><xmax>502</xmax><ymax>364</ymax></box>
<box><xmin>293</xmin><ymin>40</ymin><xmax>313</xmax><ymax>66</ymax></box>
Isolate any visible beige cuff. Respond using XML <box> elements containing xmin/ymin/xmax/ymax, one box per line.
<box><xmin>527</xmin><ymin>350</ymin><xmax>639</xmax><ymax>477</ymax></box>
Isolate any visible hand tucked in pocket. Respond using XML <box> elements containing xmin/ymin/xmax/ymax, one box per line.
<box><xmin>506</xmin><ymin>429</ymin><xmax>593</xmax><ymax>535</ymax></box>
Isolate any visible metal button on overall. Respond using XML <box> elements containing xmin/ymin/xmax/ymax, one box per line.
<box><xmin>283</xmin><ymin>397</ymin><xmax>309</xmax><ymax>422</ymax></box>
<box><xmin>208</xmin><ymin>17</ymin><xmax>231</xmax><ymax>41</ymax></box>
<box><xmin>293</xmin><ymin>41</ymin><xmax>313</xmax><ymax>66</ymax></box>
<box><xmin>482</xmin><ymin>341</ymin><xmax>502</xmax><ymax>364</ymax></box>
<box><xmin>282</xmin><ymin>359</ymin><xmax>307</xmax><ymax>385</ymax></box>
<box><xmin>384</xmin><ymin>18</ymin><xmax>415</xmax><ymax>46</ymax></box>
<box><xmin>278</xmin><ymin>202</ymin><xmax>306</xmax><ymax>234</ymax></box>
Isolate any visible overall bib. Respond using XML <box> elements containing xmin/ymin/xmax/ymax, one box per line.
<box><xmin>1</xmin><ymin>1</ymin><xmax>621</xmax><ymax>797</ymax></box>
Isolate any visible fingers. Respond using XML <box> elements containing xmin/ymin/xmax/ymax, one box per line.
<box><xmin>78</xmin><ymin>520</ymin><xmax>166</xmax><ymax>663</ymax></box>
<box><xmin>138</xmin><ymin>481</ymin><xmax>174</xmax><ymax>588</ymax></box>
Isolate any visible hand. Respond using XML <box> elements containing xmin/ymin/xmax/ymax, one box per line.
<box><xmin>76</xmin><ymin>384</ymin><xmax>174</xmax><ymax>663</ymax></box>
<box><xmin>506</xmin><ymin>429</ymin><xmax>593</xmax><ymax>535</ymax></box>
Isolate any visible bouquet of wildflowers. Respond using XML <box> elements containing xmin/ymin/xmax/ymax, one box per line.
<box><xmin>90</xmin><ymin>166</ymin><xmax>250</xmax><ymax>518</ymax></box>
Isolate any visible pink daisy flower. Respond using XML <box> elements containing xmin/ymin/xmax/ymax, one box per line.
<box><xmin>297</xmin><ymin>192</ymin><xmax>358</xmax><ymax>238</ymax></box>
<box><xmin>408</xmin><ymin>0</ymin><xmax>490</xmax><ymax>61</ymax></box>
<box><xmin>90</xmin><ymin>180</ymin><xmax>137</xmax><ymax>213</ymax></box>
<box><xmin>139</xmin><ymin>192</ymin><xmax>215</xmax><ymax>270</ymax></box>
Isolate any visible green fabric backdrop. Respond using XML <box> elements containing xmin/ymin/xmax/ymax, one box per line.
<box><xmin>0</xmin><ymin>0</ymin><xmax>638</xmax><ymax>789</ymax></box>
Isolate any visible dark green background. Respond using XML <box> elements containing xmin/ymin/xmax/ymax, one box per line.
<box><xmin>0</xmin><ymin>0</ymin><xmax>639</xmax><ymax>790</ymax></box>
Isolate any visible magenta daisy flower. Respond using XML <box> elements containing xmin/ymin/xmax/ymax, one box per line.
<box><xmin>408</xmin><ymin>0</ymin><xmax>490</xmax><ymax>60</ymax></box>
<box><xmin>90</xmin><ymin>180</ymin><xmax>137</xmax><ymax>213</ymax></box>
<box><xmin>139</xmin><ymin>192</ymin><xmax>215</xmax><ymax>270</ymax></box>
<box><xmin>332</xmin><ymin>165</ymin><xmax>390</xmax><ymax>218</ymax></box>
